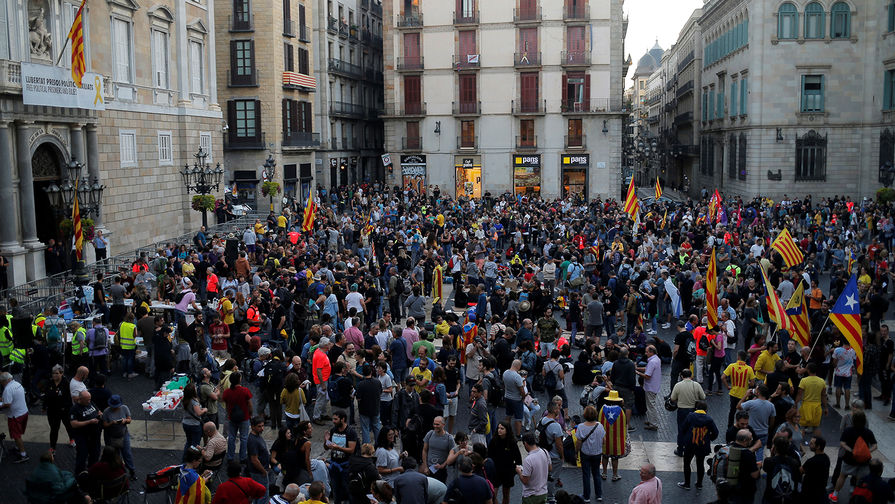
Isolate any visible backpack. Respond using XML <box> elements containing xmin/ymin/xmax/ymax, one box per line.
<box><xmin>852</xmin><ymin>435</ymin><xmax>872</xmax><ymax>464</ymax></box>
<box><xmin>93</xmin><ymin>327</ymin><xmax>109</xmax><ymax>351</ymax></box>
<box><xmin>850</xmin><ymin>480</ymin><xmax>876</xmax><ymax>504</ymax></box>
<box><xmin>537</xmin><ymin>419</ymin><xmax>556</xmax><ymax>450</ymax></box>
<box><xmin>769</xmin><ymin>461</ymin><xmax>796</xmax><ymax>499</ymax></box>
<box><xmin>484</xmin><ymin>374</ymin><xmax>504</xmax><ymax>407</ymax></box>
<box><xmin>328</xmin><ymin>376</ymin><xmax>349</xmax><ymax>406</ymax></box>
<box><xmin>698</xmin><ymin>333</ymin><xmax>712</xmax><ymax>352</ymax></box>
<box><xmin>175</xmin><ymin>290</ymin><xmax>187</xmax><ymax>304</ymax></box>
<box><xmin>402</xmin><ymin>277</ymin><xmax>412</xmax><ymax>293</ymax></box>
<box><xmin>686</xmin><ymin>336</ymin><xmax>697</xmax><ymax>361</ymax></box>
<box><xmin>229</xmin><ymin>401</ymin><xmax>247</xmax><ymax>423</ymax></box>
<box><xmin>264</xmin><ymin>360</ymin><xmax>286</xmax><ymax>392</ymax></box>
<box><xmin>544</xmin><ymin>361</ymin><xmax>558</xmax><ymax>391</ymax></box>
<box><xmin>45</xmin><ymin>322</ymin><xmax>61</xmax><ymax>346</ymax></box>
<box><xmin>393</xmin><ymin>277</ymin><xmax>405</xmax><ymax>297</ymax></box>
<box><xmin>710</xmin><ymin>444</ymin><xmax>743</xmax><ymax>483</ymax></box>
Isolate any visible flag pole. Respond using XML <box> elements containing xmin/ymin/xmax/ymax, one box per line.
<box><xmin>806</xmin><ymin>313</ymin><xmax>833</xmax><ymax>357</ymax></box>
<box><xmin>54</xmin><ymin>36</ymin><xmax>72</xmax><ymax>67</ymax></box>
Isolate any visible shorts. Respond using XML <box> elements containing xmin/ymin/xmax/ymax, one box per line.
<box><xmin>615</xmin><ymin>386</ymin><xmax>635</xmax><ymax>408</ymax></box>
<box><xmin>521</xmin><ymin>494</ymin><xmax>547</xmax><ymax>504</ymax></box>
<box><xmin>443</xmin><ymin>396</ymin><xmax>459</xmax><ymax>417</ymax></box>
<box><xmin>505</xmin><ymin>398</ymin><xmax>524</xmax><ymax>420</ymax></box>
<box><xmin>247</xmin><ymin>244</ymin><xmax>256</xmax><ymax>254</ymax></box>
<box><xmin>834</xmin><ymin>375</ymin><xmax>852</xmax><ymax>389</ymax></box>
<box><xmin>7</xmin><ymin>413</ymin><xmax>28</xmax><ymax>439</ymax></box>
<box><xmin>842</xmin><ymin>461</ymin><xmax>871</xmax><ymax>479</ymax></box>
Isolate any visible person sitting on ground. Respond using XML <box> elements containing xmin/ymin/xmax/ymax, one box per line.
<box><xmin>25</xmin><ymin>451</ymin><xmax>89</xmax><ymax>504</ymax></box>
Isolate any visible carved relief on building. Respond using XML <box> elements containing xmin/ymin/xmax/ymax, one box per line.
<box><xmin>28</xmin><ymin>1</ymin><xmax>53</xmax><ymax>60</ymax></box>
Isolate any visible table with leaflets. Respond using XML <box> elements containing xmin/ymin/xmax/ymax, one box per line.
<box><xmin>140</xmin><ymin>374</ymin><xmax>189</xmax><ymax>441</ymax></box>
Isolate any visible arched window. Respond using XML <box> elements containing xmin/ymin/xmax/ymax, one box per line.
<box><xmin>831</xmin><ymin>2</ymin><xmax>850</xmax><ymax>39</ymax></box>
<box><xmin>805</xmin><ymin>2</ymin><xmax>825</xmax><ymax>39</ymax></box>
<box><xmin>778</xmin><ymin>3</ymin><xmax>798</xmax><ymax>39</ymax></box>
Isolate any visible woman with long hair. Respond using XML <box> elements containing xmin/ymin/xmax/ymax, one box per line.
<box><xmin>280</xmin><ymin>372</ymin><xmax>306</xmax><ymax>431</ymax></box>
<box><xmin>281</xmin><ymin>420</ymin><xmax>313</xmax><ymax>486</ymax></box>
<box><xmin>374</xmin><ymin>428</ymin><xmax>403</xmax><ymax>482</ymax></box>
<box><xmin>487</xmin><ymin>420</ymin><xmax>521</xmax><ymax>504</ymax></box>
<box><xmin>181</xmin><ymin>382</ymin><xmax>206</xmax><ymax>460</ymax></box>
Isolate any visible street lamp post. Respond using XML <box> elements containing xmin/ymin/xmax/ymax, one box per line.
<box><xmin>180</xmin><ymin>147</ymin><xmax>224</xmax><ymax>228</ymax></box>
<box><xmin>262</xmin><ymin>154</ymin><xmax>277</xmax><ymax>212</ymax></box>
<box><xmin>880</xmin><ymin>162</ymin><xmax>895</xmax><ymax>188</ymax></box>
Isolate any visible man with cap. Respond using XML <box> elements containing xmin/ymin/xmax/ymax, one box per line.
<box><xmin>312</xmin><ymin>337</ymin><xmax>333</xmax><ymax>424</ymax></box>
<box><xmin>102</xmin><ymin>394</ymin><xmax>136</xmax><ymax>480</ymax></box>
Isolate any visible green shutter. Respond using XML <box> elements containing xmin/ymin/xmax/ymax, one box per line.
<box><xmin>890</xmin><ymin>2</ymin><xmax>895</xmax><ymax>32</ymax></box>
<box><xmin>820</xmin><ymin>75</ymin><xmax>825</xmax><ymax>112</ymax></box>
<box><xmin>709</xmin><ymin>89</ymin><xmax>714</xmax><ymax>119</ymax></box>
<box><xmin>885</xmin><ymin>71</ymin><xmax>892</xmax><ymax>111</ymax></box>
<box><xmin>740</xmin><ymin>77</ymin><xmax>747</xmax><ymax>115</ymax></box>
<box><xmin>731</xmin><ymin>81</ymin><xmax>738</xmax><ymax>118</ymax></box>
<box><xmin>800</xmin><ymin>75</ymin><xmax>806</xmax><ymax>111</ymax></box>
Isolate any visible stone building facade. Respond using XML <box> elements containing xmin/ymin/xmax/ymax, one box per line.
<box><xmin>381</xmin><ymin>0</ymin><xmax>627</xmax><ymax>200</ymax></box>
<box><xmin>215</xmin><ymin>0</ymin><xmax>318</xmax><ymax>210</ymax></box>
<box><xmin>694</xmin><ymin>0</ymin><xmax>895</xmax><ymax>199</ymax></box>
<box><xmin>0</xmin><ymin>0</ymin><xmax>222</xmax><ymax>287</ymax></box>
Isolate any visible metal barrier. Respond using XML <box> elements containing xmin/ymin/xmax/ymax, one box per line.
<box><xmin>0</xmin><ymin>213</ymin><xmax>264</xmax><ymax>316</ymax></box>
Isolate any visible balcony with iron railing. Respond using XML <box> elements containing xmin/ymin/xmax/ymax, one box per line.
<box><xmin>283</xmin><ymin>19</ymin><xmax>295</xmax><ymax>37</ymax></box>
<box><xmin>561</xmin><ymin>50</ymin><xmax>591</xmax><ymax>67</ymax></box>
<box><xmin>563</xmin><ymin>4</ymin><xmax>590</xmax><ymax>21</ymax></box>
<box><xmin>457</xmin><ymin>136</ymin><xmax>478</xmax><ymax>151</ymax></box>
<box><xmin>361</xmin><ymin>28</ymin><xmax>372</xmax><ymax>43</ymax></box>
<box><xmin>453</xmin><ymin>54</ymin><xmax>480</xmax><ymax>70</ymax></box>
<box><xmin>327</xmin><ymin>17</ymin><xmax>338</xmax><ymax>34</ymax></box>
<box><xmin>512</xmin><ymin>99</ymin><xmax>546</xmax><ymax>115</ymax></box>
<box><xmin>372</xmin><ymin>2</ymin><xmax>382</xmax><ymax>16</ymax></box>
<box><xmin>349</xmin><ymin>26</ymin><xmax>359</xmax><ymax>42</ymax></box>
<box><xmin>389</xmin><ymin>102</ymin><xmax>427</xmax><ymax>117</ymax></box>
<box><xmin>514</xmin><ymin>52</ymin><xmax>541</xmax><ymax>68</ymax></box>
<box><xmin>677</xmin><ymin>50</ymin><xmax>695</xmax><ymax>72</ymax></box>
<box><xmin>674</xmin><ymin>111</ymin><xmax>694</xmax><ymax>126</ymax></box>
<box><xmin>330</xmin><ymin>101</ymin><xmax>365</xmax><ymax>117</ymax></box>
<box><xmin>561</xmin><ymin>98</ymin><xmax>613</xmax><ymax>113</ymax></box>
<box><xmin>514</xmin><ymin>6</ymin><xmax>542</xmax><ymax>23</ymax></box>
<box><xmin>328</xmin><ymin>58</ymin><xmax>363</xmax><ymax>79</ymax></box>
<box><xmin>452</xmin><ymin>101</ymin><xmax>481</xmax><ymax>116</ymax></box>
<box><xmin>299</xmin><ymin>24</ymin><xmax>310</xmax><ymax>42</ymax></box>
<box><xmin>396</xmin><ymin>56</ymin><xmax>424</xmax><ymax>71</ymax></box>
<box><xmin>228</xmin><ymin>68</ymin><xmax>259</xmax><ymax>87</ymax></box>
<box><xmin>516</xmin><ymin>135</ymin><xmax>538</xmax><ymax>150</ymax></box>
<box><xmin>283</xmin><ymin>131</ymin><xmax>320</xmax><ymax>148</ymax></box>
<box><xmin>365</xmin><ymin>68</ymin><xmax>384</xmax><ymax>82</ymax></box>
<box><xmin>397</xmin><ymin>12</ymin><xmax>423</xmax><ymax>28</ymax></box>
<box><xmin>339</xmin><ymin>22</ymin><xmax>349</xmax><ymax>38</ymax></box>
<box><xmin>454</xmin><ymin>10</ymin><xmax>479</xmax><ymax>25</ymax></box>
<box><xmin>402</xmin><ymin>136</ymin><xmax>422</xmax><ymax>150</ymax></box>
<box><xmin>565</xmin><ymin>134</ymin><xmax>587</xmax><ymax>149</ymax></box>
<box><xmin>229</xmin><ymin>13</ymin><xmax>254</xmax><ymax>31</ymax></box>
<box><xmin>225</xmin><ymin>131</ymin><xmax>266</xmax><ymax>150</ymax></box>
<box><xmin>676</xmin><ymin>80</ymin><xmax>694</xmax><ymax>98</ymax></box>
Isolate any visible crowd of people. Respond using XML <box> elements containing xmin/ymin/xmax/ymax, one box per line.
<box><xmin>2</xmin><ymin>184</ymin><xmax>895</xmax><ymax>504</ymax></box>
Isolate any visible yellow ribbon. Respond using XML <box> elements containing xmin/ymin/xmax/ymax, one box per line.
<box><xmin>94</xmin><ymin>76</ymin><xmax>103</xmax><ymax>105</ymax></box>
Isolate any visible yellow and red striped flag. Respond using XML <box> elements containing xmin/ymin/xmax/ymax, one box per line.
<box><xmin>706</xmin><ymin>247</ymin><xmax>718</xmax><ymax>328</ymax></box>
<box><xmin>655</xmin><ymin>176</ymin><xmax>662</xmax><ymax>199</ymax></box>
<box><xmin>68</xmin><ymin>0</ymin><xmax>87</xmax><ymax>87</ymax></box>
<box><xmin>72</xmin><ymin>181</ymin><xmax>83</xmax><ymax>260</ymax></box>
<box><xmin>760</xmin><ymin>264</ymin><xmax>794</xmax><ymax>334</ymax></box>
<box><xmin>785</xmin><ymin>280</ymin><xmax>811</xmax><ymax>347</ymax></box>
<box><xmin>770</xmin><ymin>228</ymin><xmax>804</xmax><ymax>269</ymax></box>
<box><xmin>623</xmin><ymin>176</ymin><xmax>638</xmax><ymax>220</ymax></box>
<box><xmin>660</xmin><ymin>209</ymin><xmax>667</xmax><ymax>229</ymax></box>
<box><xmin>301</xmin><ymin>189</ymin><xmax>317</xmax><ymax>232</ymax></box>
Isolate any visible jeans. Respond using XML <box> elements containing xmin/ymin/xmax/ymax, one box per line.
<box><xmin>119</xmin><ymin>431</ymin><xmax>136</xmax><ymax>472</ymax></box>
<box><xmin>120</xmin><ymin>348</ymin><xmax>135</xmax><ymax>376</ymax></box>
<box><xmin>73</xmin><ymin>432</ymin><xmax>101</xmax><ymax>474</ymax></box>
<box><xmin>227</xmin><ymin>419</ymin><xmax>250</xmax><ymax>462</ymax></box>
<box><xmin>724</xmin><ymin>348</ymin><xmax>735</xmax><ymax>367</ymax></box>
<box><xmin>603</xmin><ymin>314</ymin><xmax>616</xmax><ymax>342</ymax></box>
<box><xmin>859</xmin><ymin>373</ymin><xmax>873</xmax><ymax>410</ymax></box>
<box><xmin>683</xmin><ymin>449</ymin><xmax>705</xmax><ymax>487</ymax></box>
<box><xmin>547</xmin><ymin>455</ymin><xmax>562</xmax><ymax>500</ymax></box>
<box><xmin>313</xmin><ymin>381</ymin><xmax>329</xmax><ymax>419</ymax></box>
<box><xmin>331</xmin><ymin>461</ymin><xmax>349</xmax><ymax>504</ymax></box>
<box><xmin>669</xmin><ymin>360</ymin><xmax>687</xmax><ymax>392</ymax></box>
<box><xmin>249</xmin><ymin>472</ymin><xmax>269</xmax><ymax>504</ymax></box>
<box><xmin>183</xmin><ymin>422</ymin><xmax>203</xmax><ymax>459</ymax></box>
<box><xmin>359</xmin><ymin>414</ymin><xmax>381</xmax><ymax>444</ymax></box>
<box><xmin>580</xmin><ymin>453</ymin><xmax>603</xmax><ymax>500</ymax></box>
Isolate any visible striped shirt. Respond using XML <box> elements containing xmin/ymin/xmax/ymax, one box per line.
<box><xmin>723</xmin><ymin>361</ymin><xmax>755</xmax><ymax>399</ymax></box>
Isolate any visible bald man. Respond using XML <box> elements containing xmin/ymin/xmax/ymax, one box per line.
<box><xmin>270</xmin><ymin>483</ymin><xmax>301</xmax><ymax>504</ymax></box>
<box><xmin>69</xmin><ymin>366</ymin><xmax>89</xmax><ymax>400</ymax></box>
<box><xmin>70</xmin><ymin>390</ymin><xmax>102</xmax><ymax>473</ymax></box>
<box><xmin>201</xmin><ymin>421</ymin><xmax>227</xmax><ymax>470</ymax></box>
<box><xmin>629</xmin><ymin>463</ymin><xmax>663</xmax><ymax>504</ymax></box>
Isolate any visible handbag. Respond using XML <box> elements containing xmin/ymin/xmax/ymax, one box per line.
<box><xmin>664</xmin><ymin>396</ymin><xmax>678</xmax><ymax>411</ymax></box>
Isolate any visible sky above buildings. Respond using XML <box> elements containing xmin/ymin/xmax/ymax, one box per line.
<box><xmin>624</xmin><ymin>0</ymin><xmax>704</xmax><ymax>82</ymax></box>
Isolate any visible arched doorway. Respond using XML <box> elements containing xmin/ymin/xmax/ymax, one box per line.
<box><xmin>32</xmin><ymin>143</ymin><xmax>64</xmax><ymax>245</ymax></box>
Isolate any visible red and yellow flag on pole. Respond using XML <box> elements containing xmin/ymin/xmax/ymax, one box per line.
<box><xmin>785</xmin><ymin>280</ymin><xmax>811</xmax><ymax>347</ymax></box>
<box><xmin>301</xmin><ymin>189</ymin><xmax>317</xmax><ymax>232</ymax></box>
<box><xmin>68</xmin><ymin>0</ymin><xmax>87</xmax><ymax>87</ymax></box>
<box><xmin>623</xmin><ymin>176</ymin><xmax>638</xmax><ymax>219</ymax></box>
<box><xmin>706</xmin><ymin>247</ymin><xmax>718</xmax><ymax>328</ymax></box>
<box><xmin>760</xmin><ymin>264</ymin><xmax>794</xmax><ymax>334</ymax></box>
<box><xmin>770</xmin><ymin>228</ymin><xmax>804</xmax><ymax>269</ymax></box>
<box><xmin>655</xmin><ymin>176</ymin><xmax>662</xmax><ymax>199</ymax></box>
<box><xmin>73</xmin><ymin>180</ymin><xmax>83</xmax><ymax>260</ymax></box>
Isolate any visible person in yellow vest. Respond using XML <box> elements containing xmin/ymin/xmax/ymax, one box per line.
<box><xmin>32</xmin><ymin>312</ymin><xmax>46</xmax><ymax>339</ymax></box>
<box><xmin>0</xmin><ymin>305</ymin><xmax>13</xmax><ymax>366</ymax></box>
<box><xmin>9</xmin><ymin>346</ymin><xmax>26</xmax><ymax>368</ymax></box>
<box><xmin>118</xmin><ymin>312</ymin><xmax>138</xmax><ymax>380</ymax></box>
<box><xmin>69</xmin><ymin>322</ymin><xmax>89</xmax><ymax>372</ymax></box>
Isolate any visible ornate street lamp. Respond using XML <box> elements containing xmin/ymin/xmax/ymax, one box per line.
<box><xmin>881</xmin><ymin>161</ymin><xmax>895</xmax><ymax>188</ymax></box>
<box><xmin>180</xmin><ymin>146</ymin><xmax>224</xmax><ymax>228</ymax></box>
<box><xmin>43</xmin><ymin>158</ymin><xmax>102</xmax><ymax>283</ymax></box>
<box><xmin>262</xmin><ymin>154</ymin><xmax>277</xmax><ymax>212</ymax></box>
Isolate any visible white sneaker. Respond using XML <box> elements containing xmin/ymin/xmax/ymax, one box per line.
<box><xmin>661</xmin><ymin>323</ymin><xmax>671</xmax><ymax>329</ymax></box>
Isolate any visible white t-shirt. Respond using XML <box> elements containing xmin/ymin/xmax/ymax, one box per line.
<box><xmin>2</xmin><ymin>380</ymin><xmax>28</xmax><ymax>418</ymax></box>
<box><xmin>575</xmin><ymin>422</ymin><xmax>606</xmax><ymax>456</ymax></box>
<box><xmin>750</xmin><ymin>244</ymin><xmax>765</xmax><ymax>258</ymax></box>
<box><xmin>70</xmin><ymin>378</ymin><xmax>87</xmax><ymax>399</ymax></box>
<box><xmin>345</xmin><ymin>291</ymin><xmax>365</xmax><ymax>313</ymax></box>
<box><xmin>521</xmin><ymin>447</ymin><xmax>550</xmax><ymax>497</ymax></box>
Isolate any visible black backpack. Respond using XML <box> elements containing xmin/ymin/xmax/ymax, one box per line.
<box><xmin>264</xmin><ymin>360</ymin><xmax>286</xmax><ymax>392</ymax></box>
<box><xmin>484</xmin><ymin>374</ymin><xmax>504</xmax><ymax>407</ymax></box>
<box><xmin>544</xmin><ymin>361</ymin><xmax>559</xmax><ymax>391</ymax></box>
<box><xmin>537</xmin><ymin>419</ymin><xmax>556</xmax><ymax>450</ymax></box>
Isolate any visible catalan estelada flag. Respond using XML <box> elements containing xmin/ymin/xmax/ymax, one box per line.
<box><xmin>785</xmin><ymin>280</ymin><xmax>811</xmax><ymax>347</ymax></box>
<box><xmin>655</xmin><ymin>176</ymin><xmax>662</xmax><ymax>199</ymax></box>
<box><xmin>301</xmin><ymin>189</ymin><xmax>317</xmax><ymax>232</ymax></box>
<box><xmin>174</xmin><ymin>466</ymin><xmax>211</xmax><ymax>504</ymax></box>
<box><xmin>706</xmin><ymin>248</ymin><xmax>718</xmax><ymax>328</ymax></box>
<box><xmin>830</xmin><ymin>274</ymin><xmax>864</xmax><ymax>374</ymax></box>
<box><xmin>661</xmin><ymin>209</ymin><xmax>667</xmax><ymax>229</ymax></box>
<box><xmin>623</xmin><ymin>176</ymin><xmax>638</xmax><ymax>220</ymax></box>
<box><xmin>598</xmin><ymin>404</ymin><xmax>627</xmax><ymax>457</ymax></box>
<box><xmin>67</xmin><ymin>0</ymin><xmax>87</xmax><ymax>87</ymax></box>
<box><xmin>709</xmin><ymin>189</ymin><xmax>722</xmax><ymax>223</ymax></box>
<box><xmin>847</xmin><ymin>251</ymin><xmax>857</xmax><ymax>275</ymax></box>
<box><xmin>72</xmin><ymin>180</ymin><xmax>83</xmax><ymax>260</ymax></box>
<box><xmin>771</xmin><ymin>228</ymin><xmax>804</xmax><ymax>269</ymax></box>
<box><xmin>761</xmin><ymin>264</ymin><xmax>794</xmax><ymax>334</ymax></box>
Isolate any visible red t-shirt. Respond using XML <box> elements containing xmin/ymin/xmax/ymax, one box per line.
<box><xmin>693</xmin><ymin>326</ymin><xmax>708</xmax><ymax>357</ymax></box>
<box><xmin>312</xmin><ymin>348</ymin><xmax>331</xmax><ymax>384</ymax></box>
<box><xmin>210</xmin><ymin>476</ymin><xmax>266</xmax><ymax>504</ymax></box>
<box><xmin>222</xmin><ymin>386</ymin><xmax>253</xmax><ymax>421</ymax></box>
<box><xmin>210</xmin><ymin>322</ymin><xmax>230</xmax><ymax>351</ymax></box>
<box><xmin>207</xmin><ymin>273</ymin><xmax>219</xmax><ymax>293</ymax></box>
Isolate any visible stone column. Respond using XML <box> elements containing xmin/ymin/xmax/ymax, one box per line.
<box><xmin>16</xmin><ymin>121</ymin><xmax>45</xmax><ymax>281</ymax></box>
<box><xmin>175</xmin><ymin>0</ymin><xmax>190</xmax><ymax>105</ymax></box>
<box><xmin>206</xmin><ymin>5</ymin><xmax>218</xmax><ymax>108</ymax></box>
<box><xmin>70</xmin><ymin>123</ymin><xmax>85</xmax><ymax>167</ymax></box>
<box><xmin>0</xmin><ymin>122</ymin><xmax>26</xmax><ymax>286</ymax></box>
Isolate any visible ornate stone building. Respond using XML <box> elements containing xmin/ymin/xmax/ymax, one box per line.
<box><xmin>0</xmin><ymin>0</ymin><xmax>223</xmax><ymax>286</ymax></box>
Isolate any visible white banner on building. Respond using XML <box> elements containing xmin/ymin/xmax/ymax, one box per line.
<box><xmin>21</xmin><ymin>63</ymin><xmax>106</xmax><ymax>111</ymax></box>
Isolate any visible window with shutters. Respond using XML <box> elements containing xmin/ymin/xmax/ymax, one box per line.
<box><xmin>233</xmin><ymin>0</ymin><xmax>252</xmax><ymax>30</ymax></box>
<box><xmin>228</xmin><ymin>99</ymin><xmax>261</xmax><ymax>144</ymax></box>
<box><xmin>830</xmin><ymin>2</ymin><xmax>850</xmax><ymax>39</ymax></box>
<box><xmin>111</xmin><ymin>18</ymin><xmax>133</xmax><ymax>83</ymax></box>
<box><xmin>520</xmin><ymin>72</ymin><xmax>538</xmax><ymax>112</ymax></box>
<box><xmin>804</xmin><ymin>2</ymin><xmax>824</xmax><ymax>39</ymax></box>
<box><xmin>778</xmin><ymin>3</ymin><xmax>798</xmax><ymax>39</ymax></box>
<box><xmin>800</xmin><ymin>75</ymin><xmax>824</xmax><ymax>112</ymax></box>
<box><xmin>519</xmin><ymin>119</ymin><xmax>535</xmax><ymax>147</ymax></box>
<box><xmin>403</xmin><ymin>32</ymin><xmax>421</xmax><ymax>67</ymax></box>
<box><xmin>283</xmin><ymin>99</ymin><xmax>294</xmax><ymax>133</ymax></box>
<box><xmin>459</xmin><ymin>73</ymin><xmax>477</xmax><ymax>113</ymax></box>
<box><xmin>518</xmin><ymin>27</ymin><xmax>538</xmax><ymax>62</ymax></box>
<box><xmin>284</xmin><ymin>43</ymin><xmax>294</xmax><ymax>71</ymax></box>
<box><xmin>889</xmin><ymin>2</ymin><xmax>895</xmax><ymax>32</ymax></box>
<box><xmin>566</xmin><ymin>26</ymin><xmax>586</xmax><ymax>64</ymax></box>
<box><xmin>151</xmin><ymin>29</ymin><xmax>168</xmax><ymax>88</ymax></box>
<box><xmin>518</xmin><ymin>0</ymin><xmax>537</xmax><ymax>19</ymax></box>
<box><xmin>730</xmin><ymin>80</ymin><xmax>738</xmax><ymax>118</ymax></box>
<box><xmin>298</xmin><ymin>47</ymin><xmax>310</xmax><ymax>74</ymax></box>
<box><xmin>404</xmin><ymin>75</ymin><xmax>421</xmax><ymax>114</ymax></box>
<box><xmin>567</xmin><ymin>118</ymin><xmax>583</xmax><ymax>146</ymax></box>
<box><xmin>738</xmin><ymin>133</ymin><xmax>747</xmax><ymax>180</ymax></box>
<box><xmin>795</xmin><ymin>130</ymin><xmax>826</xmax><ymax>181</ymax></box>
<box><xmin>563</xmin><ymin>72</ymin><xmax>589</xmax><ymax>112</ymax></box>
<box><xmin>406</xmin><ymin>121</ymin><xmax>420</xmax><ymax>149</ymax></box>
<box><xmin>740</xmin><ymin>76</ymin><xmax>748</xmax><ymax>115</ymax></box>
<box><xmin>458</xmin><ymin>30</ymin><xmax>477</xmax><ymax>66</ymax></box>
<box><xmin>231</xmin><ymin>40</ymin><xmax>255</xmax><ymax>85</ymax></box>
<box><xmin>200</xmin><ymin>132</ymin><xmax>213</xmax><ymax>162</ymax></box>
<box><xmin>728</xmin><ymin>134</ymin><xmax>737</xmax><ymax>179</ymax></box>
<box><xmin>883</xmin><ymin>69</ymin><xmax>895</xmax><ymax>111</ymax></box>
<box><xmin>283</xmin><ymin>0</ymin><xmax>292</xmax><ymax>35</ymax></box>
<box><xmin>299</xmin><ymin>4</ymin><xmax>308</xmax><ymax>39</ymax></box>
<box><xmin>189</xmin><ymin>40</ymin><xmax>203</xmax><ymax>94</ymax></box>
<box><xmin>157</xmin><ymin>131</ymin><xmax>173</xmax><ymax>165</ymax></box>
<box><xmin>460</xmin><ymin>120</ymin><xmax>476</xmax><ymax>147</ymax></box>
<box><xmin>119</xmin><ymin>130</ymin><xmax>137</xmax><ymax>166</ymax></box>
<box><xmin>881</xmin><ymin>130</ymin><xmax>894</xmax><ymax>175</ymax></box>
